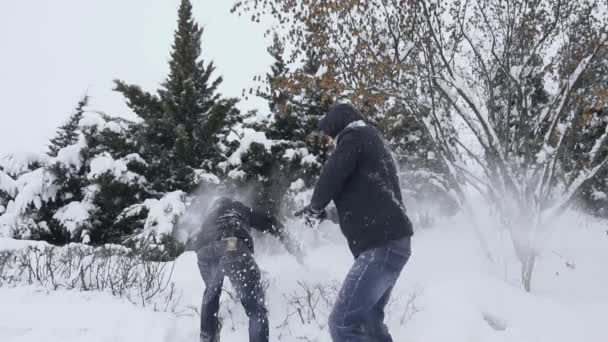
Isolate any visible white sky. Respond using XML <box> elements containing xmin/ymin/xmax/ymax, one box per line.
<box><xmin>0</xmin><ymin>0</ymin><xmax>272</xmax><ymax>155</ymax></box>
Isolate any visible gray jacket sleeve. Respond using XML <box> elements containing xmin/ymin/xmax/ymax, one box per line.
<box><xmin>310</xmin><ymin>130</ymin><xmax>361</xmax><ymax>211</ymax></box>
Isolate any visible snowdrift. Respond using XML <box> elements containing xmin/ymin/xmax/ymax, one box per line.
<box><xmin>1</xmin><ymin>212</ymin><xmax>607</xmax><ymax>342</ymax></box>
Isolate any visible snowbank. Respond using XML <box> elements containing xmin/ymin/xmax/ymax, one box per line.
<box><xmin>0</xmin><ymin>237</ymin><xmax>50</xmax><ymax>251</ymax></box>
<box><xmin>1</xmin><ymin>212</ymin><xmax>607</xmax><ymax>342</ymax></box>
<box><xmin>0</xmin><ymin>286</ymin><xmax>187</xmax><ymax>342</ymax></box>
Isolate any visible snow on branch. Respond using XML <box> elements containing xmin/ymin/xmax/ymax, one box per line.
<box><xmin>88</xmin><ymin>153</ymin><xmax>147</xmax><ymax>185</ymax></box>
<box><xmin>539</xmin><ymin>55</ymin><xmax>595</xmax><ymax>142</ymax></box>
<box><xmin>0</xmin><ymin>152</ymin><xmax>49</xmax><ymax>177</ymax></box>
<box><xmin>0</xmin><ymin>171</ymin><xmax>17</xmax><ymax>198</ymax></box>
<box><xmin>52</xmin><ymin>201</ymin><xmax>95</xmax><ymax>239</ymax></box>
<box><xmin>138</xmin><ymin>191</ymin><xmax>187</xmax><ymax>240</ymax></box>
<box><xmin>54</xmin><ymin>135</ymin><xmax>87</xmax><ymax>170</ymax></box>
<box><xmin>435</xmin><ymin>78</ymin><xmax>491</xmax><ymax>151</ymax></box>
<box><xmin>590</xmin><ymin>120</ymin><xmax>608</xmax><ymax>164</ymax></box>
<box><xmin>227</xmin><ymin>128</ymin><xmax>275</xmax><ymax>166</ymax></box>
<box><xmin>552</xmin><ymin>157</ymin><xmax>608</xmax><ymax>215</ymax></box>
<box><xmin>9</xmin><ymin>168</ymin><xmax>59</xmax><ymax>216</ymax></box>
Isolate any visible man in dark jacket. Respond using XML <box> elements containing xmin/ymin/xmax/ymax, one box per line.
<box><xmin>191</xmin><ymin>197</ymin><xmax>303</xmax><ymax>342</ymax></box>
<box><xmin>298</xmin><ymin>103</ymin><xmax>413</xmax><ymax>342</ymax></box>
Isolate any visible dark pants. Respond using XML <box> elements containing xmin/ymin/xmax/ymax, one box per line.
<box><xmin>329</xmin><ymin>237</ymin><xmax>411</xmax><ymax>342</ymax></box>
<box><xmin>197</xmin><ymin>240</ymin><xmax>269</xmax><ymax>342</ymax></box>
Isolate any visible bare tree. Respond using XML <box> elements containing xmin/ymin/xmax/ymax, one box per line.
<box><xmin>234</xmin><ymin>0</ymin><xmax>608</xmax><ymax>291</ymax></box>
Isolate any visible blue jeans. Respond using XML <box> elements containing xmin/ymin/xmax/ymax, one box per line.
<box><xmin>329</xmin><ymin>237</ymin><xmax>411</xmax><ymax>342</ymax></box>
<box><xmin>197</xmin><ymin>243</ymin><xmax>269</xmax><ymax>342</ymax></box>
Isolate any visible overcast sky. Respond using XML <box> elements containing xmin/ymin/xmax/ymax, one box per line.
<box><xmin>0</xmin><ymin>0</ymin><xmax>272</xmax><ymax>155</ymax></box>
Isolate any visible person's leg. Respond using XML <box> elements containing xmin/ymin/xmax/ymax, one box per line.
<box><xmin>328</xmin><ymin>237</ymin><xmax>411</xmax><ymax>342</ymax></box>
<box><xmin>225</xmin><ymin>255</ymin><xmax>269</xmax><ymax>342</ymax></box>
<box><xmin>362</xmin><ymin>285</ymin><xmax>394</xmax><ymax>341</ymax></box>
<box><xmin>198</xmin><ymin>249</ymin><xmax>224</xmax><ymax>342</ymax></box>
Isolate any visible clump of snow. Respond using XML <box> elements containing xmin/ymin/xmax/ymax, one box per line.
<box><xmin>103</xmin><ymin>120</ymin><xmax>124</xmax><ymax>134</ymax></box>
<box><xmin>283</xmin><ymin>147</ymin><xmax>309</xmax><ymax>161</ymax></box>
<box><xmin>193</xmin><ymin>170</ymin><xmax>220</xmax><ymax>185</ymax></box>
<box><xmin>227</xmin><ymin>128</ymin><xmax>274</xmax><ymax>165</ymax></box>
<box><xmin>52</xmin><ymin>200</ymin><xmax>94</xmax><ymax>238</ymax></box>
<box><xmin>0</xmin><ymin>212</ymin><xmax>20</xmax><ymax>237</ymax></box>
<box><xmin>0</xmin><ymin>171</ymin><xmax>17</xmax><ymax>197</ymax></box>
<box><xmin>122</xmin><ymin>153</ymin><xmax>148</xmax><ymax>166</ymax></box>
<box><xmin>227</xmin><ymin>169</ymin><xmax>246</xmax><ymax>180</ymax></box>
<box><xmin>289</xmin><ymin>179</ymin><xmax>305</xmax><ymax>191</ymax></box>
<box><xmin>0</xmin><ymin>166</ymin><xmax>60</xmax><ymax>237</ymax></box>
<box><xmin>226</xmin><ymin>130</ymin><xmax>240</xmax><ymax>143</ymax></box>
<box><xmin>54</xmin><ymin>135</ymin><xmax>87</xmax><ymax>170</ymax></box>
<box><xmin>535</xmin><ymin>145</ymin><xmax>555</xmax><ymax>164</ymax></box>
<box><xmin>0</xmin><ymin>152</ymin><xmax>49</xmax><ymax>176</ymax></box>
<box><xmin>283</xmin><ymin>149</ymin><xmax>297</xmax><ymax>160</ymax></box>
<box><xmin>81</xmin><ymin>231</ymin><xmax>91</xmax><ymax>244</ymax></box>
<box><xmin>88</xmin><ymin>153</ymin><xmax>146</xmax><ymax>185</ymax></box>
<box><xmin>78</xmin><ymin>112</ymin><xmax>130</xmax><ymax>134</ymax></box>
<box><xmin>591</xmin><ymin>190</ymin><xmax>607</xmax><ymax>200</ymax></box>
<box><xmin>301</xmin><ymin>154</ymin><xmax>320</xmax><ymax>166</ymax></box>
<box><xmin>407</xmin><ymin>133</ymin><xmax>421</xmax><ymax>142</ymax></box>
<box><xmin>9</xmin><ymin>168</ymin><xmax>59</xmax><ymax>215</ymax></box>
<box><xmin>79</xmin><ymin>112</ymin><xmax>107</xmax><ymax>129</ymax></box>
<box><xmin>140</xmin><ymin>191</ymin><xmax>187</xmax><ymax>238</ymax></box>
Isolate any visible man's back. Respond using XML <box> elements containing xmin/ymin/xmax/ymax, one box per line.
<box><xmin>310</xmin><ymin>105</ymin><xmax>413</xmax><ymax>257</ymax></box>
<box><xmin>192</xmin><ymin>198</ymin><xmax>279</xmax><ymax>253</ymax></box>
<box><xmin>335</xmin><ymin>125</ymin><xmax>412</xmax><ymax>256</ymax></box>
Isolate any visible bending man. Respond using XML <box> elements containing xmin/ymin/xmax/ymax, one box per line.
<box><xmin>190</xmin><ymin>197</ymin><xmax>302</xmax><ymax>342</ymax></box>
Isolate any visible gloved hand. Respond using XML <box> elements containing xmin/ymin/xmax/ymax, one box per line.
<box><xmin>294</xmin><ymin>204</ymin><xmax>326</xmax><ymax>228</ymax></box>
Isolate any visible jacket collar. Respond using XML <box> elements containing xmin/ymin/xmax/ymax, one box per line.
<box><xmin>336</xmin><ymin>120</ymin><xmax>366</xmax><ymax>144</ymax></box>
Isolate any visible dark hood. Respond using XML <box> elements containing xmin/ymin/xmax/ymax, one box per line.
<box><xmin>318</xmin><ymin>103</ymin><xmax>364</xmax><ymax>139</ymax></box>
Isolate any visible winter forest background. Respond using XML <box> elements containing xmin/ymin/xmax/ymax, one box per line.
<box><xmin>1</xmin><ymin>1</ymin><xmax>607</xmax><ymax>341</ymax></box>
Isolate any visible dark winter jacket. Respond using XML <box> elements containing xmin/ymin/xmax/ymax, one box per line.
<box><xmin>311</xmin><ymin>103</ymin><xmax>413</xmax><ymax>257</ymax></box>
<box><xmin>191</xmin><ymin>197</ymin><xmax>284</xmax><ymax>253</ymax></box>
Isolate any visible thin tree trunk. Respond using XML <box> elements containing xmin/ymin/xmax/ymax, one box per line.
<box><xmin>522</xmin><ymin>253</ymin><xmax>536</xmax><ymax>292</ymax></box>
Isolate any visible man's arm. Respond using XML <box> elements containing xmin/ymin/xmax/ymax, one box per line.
<box><xmin>249</xmin><ymin>209</ymin><xmax>306</xmax><ymax>264</ymax></box>
<box><xmin>247</xmin><ymin>206</ymin><xmax>275</xmax><ymax>233</ymax></box>
<box><xmin>310</xmin><ymin>131</ymin><xmax>362</xmax><ymax>211</ymax></box>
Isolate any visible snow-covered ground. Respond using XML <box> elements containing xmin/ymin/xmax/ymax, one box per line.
<box><xmin>1</xmin><ymin>211</ymin><xmax>607</xmax><ymax>342</ymax></box>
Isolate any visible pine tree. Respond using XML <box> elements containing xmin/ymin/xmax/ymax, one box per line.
<box><xmin>256</xmin><ymin>33</ymin><xmax>289</xmax><ymax>113</ymax></box>
<box><xmin>48</xmin><ymin>95</ymin><xmax>88</xmax><ymax>157</ymax></box>
<box><xmin>38</xmin><ymin>107</ymin><xmax>149</xmax><ymax>245</ymax></box>
<box><xmin>114</xmin><ymin>0</ymin><xmax>239</xmax><ymax>192</ymax></box>
<box><xmin>228</xmin><ymin>43</ymin><xmax>332</xmax><ymax>216</ymax></box>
